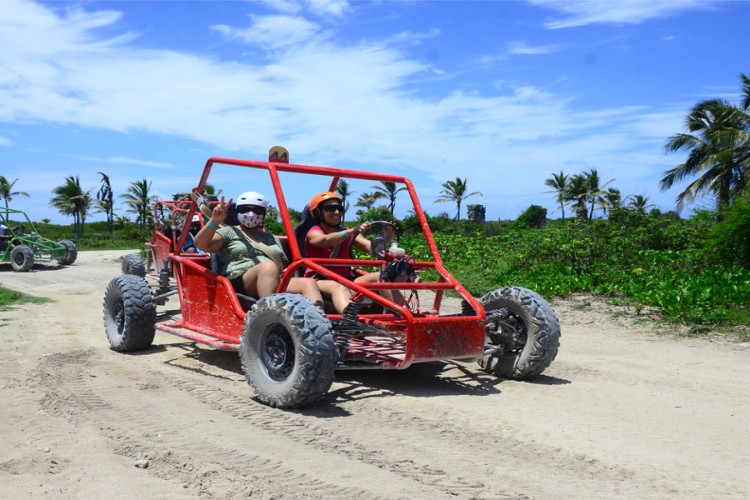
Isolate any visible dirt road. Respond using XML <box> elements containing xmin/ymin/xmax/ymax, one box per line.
<box><xmin>1</xmin><ymin>250</ymin><xmax>749</xmax><ymax>499</ymax></box>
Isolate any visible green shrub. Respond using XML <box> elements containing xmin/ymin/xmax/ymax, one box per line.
<box><xmin>516</xmin><ymin>204</ymin><xmax>547</xmax><ymax>229</ymax></box>
<box><xmin>706</xmin><ymin>192</ymin><xmax>750</xmax><ymax>268</ymax></box>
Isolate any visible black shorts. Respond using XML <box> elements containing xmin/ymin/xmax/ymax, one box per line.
<box><xmin>229</xmin><ymin>275</ymin><xmax>245</xmax><ymax>293</ymax></box>
<box><xmin>311</xmin><ymin>270</ymin><xmax>356</xmax><ymax>281</ymax></box>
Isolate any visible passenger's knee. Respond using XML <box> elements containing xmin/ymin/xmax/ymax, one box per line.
<box><xmin>257</xmin><ymin>260</ymin><xmax>279</xmax><ymax>275</ymax></box>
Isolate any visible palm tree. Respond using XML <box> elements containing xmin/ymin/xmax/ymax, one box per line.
<box><xmin>336</xmin><ymin>179</ymin><xmax>354</xmax><ymax>223</ymax></box>
<box><xmin>583</xmin><ymin>169</ymin><xmax>614</xmax><ymax>219</ymax></box>
<box><xmin>603</xmin><ymin>188</ymin><xmax>622</xmax><ymax>216</ymax></box>
<box><xmin>115</xmin><ymin>214</ymin><xmax>131</xmax><ymax>227</ymax></box>
<box><xmin>626</xmin><ymin>195</ymin><xmax>654</xmax><ymax>214</ymax></box>
<box><xmin>435</xmin><ymin>177</ymin><xmax>482</xmax><ymax>221</ymax></box>
<box><xmin>661</xmin><ymin>73</ymin><xmax>750</xmax><ymax>212</ymax></box>
<box><xmin>564</xmin><ymin>174</ymin><xmax>589</xmax><ymax>221</ymax></box>
<box><xmin>204</xmin><ymin>183</ymin><xmax>223</xmax><ymax>198</ymax></box>
<box><xmin>0</xmin><ymin>176</ymin><xmax>30</xmax><ymax>217</ymax></box>
<box><xmin>120</xmin><ymin>178</ymin><xmax>157</xmax><ymax>228</ymax></box>
<box><xmin>96</xmin><ymin>172</ymin><xmax>115</xmax><ymax>234</ymax></box>
<box><xmin>372</xmin><ymin>181</ymin><xmax>407</xmax><ymax>216</ymax></box>
<box><xmin>50</xmin><ymin>175</ymin><xmax>92</xmax><ymax>237</ymax></box>
<box><xmin>355</xmin><ymin>192</ymin><xmax>379</xmax><ymax>211</ymax></box>
<box><xmin>544</xmin><ymin>171</ymin><xmax>570</xmax><ymax>221</ymax></box>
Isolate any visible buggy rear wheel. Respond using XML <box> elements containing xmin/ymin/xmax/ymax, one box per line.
<box><xmin>103</xmin><ymin>274</ymin><xmax>156</xmax><ymax>352</ymax></box>
<box><xmin>240</xmin><ymin>293</ymin><xmax>336</xmax><ymax>408</ymax></box>
<box><xmin>58</xmin><ymin>240</ymin><xmax>78</xmax><ymax>265</ymax></box>
<box><xmin>478</xmin><ymin>286</ymin><xmax>560</xmax><ymax>379</ymax></box>
<box><xmin>10</xmin><ymin>245</ymin><xmax>34</xmax><ymax>272</ymax></box>
<box><xmin>121</xmin><ymin>253</ymin><xmax>146</xmax><ymax>277</ymax></box>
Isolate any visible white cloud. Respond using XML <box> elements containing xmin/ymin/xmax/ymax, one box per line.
<box><xmin>506</xmin><ymin>40</ymin><xmax>563</xmax><ymax>55</ymax></box>
<box><xmin>64</xmin><ymin>153</ymin><xmax>175</xmax><ymax>169</ymax></box>
<box><xmin>385</xmin><ymin>28</ymin><xmax>441</xmax><ymax>45</ymax></box>
<box><xmin>260</xmin><ymin>0</ymin><xmax>351</xmax><ymax>17</ymax></box>
<box><xmin>528</xmin><ymin>0</ymin><xmax>724</xmax><ymax>29</ymax></box>
<box><xmin>261</xmin><ymin>0</ymin><xmax>304</xmax><ymax>15</ymax></box>
<box><xmin>211</xmin><ymin>14</ymin><xmax>325</xmax><ymax>49</ymax></box>
<box><xmin>307</xmin><ymin>0</ymin><xmax>352</xmax><ymax>17</ymax></box>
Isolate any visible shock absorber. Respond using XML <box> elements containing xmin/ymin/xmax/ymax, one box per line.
<box><xmin>157</xmin><ymin>264</ymin><xmax>171</xmax><ymax>294</ymax></box>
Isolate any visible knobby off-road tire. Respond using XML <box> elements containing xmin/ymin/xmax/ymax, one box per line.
<box><xmin>121</xmin><ymin>253</ymin><xmax>146</xmax><ymax>278</ymax></box>
<box><xmin>240</xmin><ymin>293</ymin><xmax>337</xmax><ymax>409</ymax></box>
<box><xmin>103</xmin><ymin>274</ymin><xmax>156</xmax><ymax>352</ymax></box>
<box><xmin>57</xmin><ymin>240</ymin><xmax>78</xmax><ymax>265</ymax></box>
<box><xmin>10</xmin><ymin>245</ymin><xmax>34</xmax><ymax>272</ymax></box>
<box><xmin>478</xmin><ymin>286</ymin><xmax>561</xmax><ymax>379</ymax></box>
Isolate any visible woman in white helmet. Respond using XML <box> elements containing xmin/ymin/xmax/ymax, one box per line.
<box><xmin>193</xmin><ymin>191</ymin><xmax>323</xmax><ymax>306</ymax></box>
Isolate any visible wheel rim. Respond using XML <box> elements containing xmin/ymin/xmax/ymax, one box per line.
<box><xmin>261</xmin><ymin>325</ymin><xmax>295</xmax><ymax>381</ymax></box>
<box><xmin>13</xmin><ymin>253</ymin><xmax>23</xmax><ymax>266</ymax></box>
<box><xmin>113</xmin><ymin>299</ymin><xmax>126</xmax><ymax>335</ymax></box>
<box><xmin>486</xmin><ymin>307</ymin><xmax>527</xmax><ymax>353</ymax></box>
<box><xmin>498</xmin><ymin>313</ymin><xmax>527</xmax><ymax>352</ymax></box>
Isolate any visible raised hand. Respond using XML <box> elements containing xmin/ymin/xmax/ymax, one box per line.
<box><xmin>211</xmin><ymin>196</ymin><xmax>233</xmax><ymax>226</ymax></box>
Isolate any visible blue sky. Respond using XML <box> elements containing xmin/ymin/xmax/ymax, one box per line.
<box><xmin>1</xmin><ymin>0</ymin><xmax>748</xmax><ymax>224</ymax></box>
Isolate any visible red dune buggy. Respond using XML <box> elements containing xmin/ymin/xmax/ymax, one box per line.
<box><xmin>102</xmin><ymin>152</ymin><xmax>560</xmax><ymax>408</ymax></box>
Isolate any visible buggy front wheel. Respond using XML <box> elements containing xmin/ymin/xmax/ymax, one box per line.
<box><xmin>10</xmin><ymin>245</ymin><xmax>34</xmax><ymax>272</ymax></box>
<box><xmin>103</xmin><ymin>274</ymin><xmax>156</xmax><ymax>352</ymax></box>
<box><xmin>478</xmin><ymin>286</ymin><xmax>560</xmax><ymax>379</ymax></box>
<box><xmin>240</xmin><ymin>293</ymin><xmax>337</xmax><ymax>408</ymax></box>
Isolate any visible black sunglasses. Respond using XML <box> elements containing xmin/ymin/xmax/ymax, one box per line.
<box><xmin>321</xmin><ymin>205</ymin><xmax>344</xmax><ymax>213</ymax></box>
<box><xmin>236</xmin><ymin>205</ymin><xmax>266</xmax><ymax>215</ymax></box>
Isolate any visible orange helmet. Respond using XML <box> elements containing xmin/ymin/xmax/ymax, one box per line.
<box><xmin>309</xmin><ymin>191</ymin><xmax>342</xmax><ymax>215</ymax></box>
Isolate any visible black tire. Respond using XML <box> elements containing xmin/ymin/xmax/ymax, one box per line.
<box><xmin>58</xmin><ymin>240</ymin><xmax>78</xmax><ymax>265</ymax></box>
<box><xmin>121</xmin><ymin>253</ymin><xmax>146</xmax><ymax>277</ymax></box>
<box><xmin>240</xmin><ymin>293</ymin><xmax>337</xmax><ymax>408</ymax></box>
<box><xmin>478</xmin><ymin>286</ymin><xmax>561</xmax><ymax>379</ymax></box>
<box><xmin>102</xmin><ymin>274</ymin><xmax>156</xmax><ymax>352</ymax></box>
<box><xmin>10</xmin><ymin>245</ymin><xmax>34</xmax><ymax>272</ymax></box>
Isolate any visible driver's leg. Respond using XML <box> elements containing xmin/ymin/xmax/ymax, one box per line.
<box><xmin>355</xmin><ymin>271</ymin><xmax>403</xmax><ymax>305</ymax></box>
<box><xmin>315</xmin><ymin>279</ymin><xmax>352</xmax><ymax>314</ymax></box>
<box><xmin>286</xmin><ymin>277</ymin><xmax>324</xmax><ymax>309</ymax></box>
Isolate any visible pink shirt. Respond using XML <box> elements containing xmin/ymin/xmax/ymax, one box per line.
<box><xmin>304</xmin><ymin>225</ymin><xmax>354</xmax><ymax>278</ymax></box>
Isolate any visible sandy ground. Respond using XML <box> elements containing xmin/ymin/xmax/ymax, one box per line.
<box><xmin>1</xmin><ymin>250</ymin><xmax>749</xmax><ymax>499</ymax></box>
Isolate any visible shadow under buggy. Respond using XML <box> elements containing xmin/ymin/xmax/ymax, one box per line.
<box><xmin>104</xmin><ymin>155</ymin><xmax>560</xmax><ymax>409</ymax></box>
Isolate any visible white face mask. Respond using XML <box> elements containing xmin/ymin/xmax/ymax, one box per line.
<box><xmin>238</xmin><ymin>210</ymin><xmax>265</xmax><ymax>229</ymax></box>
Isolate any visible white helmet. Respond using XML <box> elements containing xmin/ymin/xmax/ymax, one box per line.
<box><xmin>191</xmin><ymin>214</ymin><xmax>201</xmax><ymax>222</ymax></box>
<box><xmin>236</xmin><ymin>191</ymin><xmax>269</xmax><ymax>208</ymax></box>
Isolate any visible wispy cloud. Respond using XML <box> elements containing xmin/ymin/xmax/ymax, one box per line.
<box><xmin>261</xmin><ymin>0</ymin><xmax>352</xmax><ymax>18</ymax></box>
<box><xmin>528</xmin><ymin>0</ymin><xmax>725</xmax><ymax>29</ymax></box>
<box><xmin>211</xmin><ymin>14</ymin><xmax>328</xmax><ymax>50</ymax></box>
<box><xmin>62</xmin><ymin>153</ymin><xmax>174</xmax><ymax>169</ymax></box>
<box><xmin>506</xmin><ymin>40</ymin><xmax>564</xmax><ymax>55</ymax></box>
<box><xmin>306</xmin><ymin>0</ymin><xmax>352</xmax><ymax>18</ymax></box>
<box><xmin>106</xmin><ymin>156</ymin><xmax>173</xmax><ymax>168</ymax></box>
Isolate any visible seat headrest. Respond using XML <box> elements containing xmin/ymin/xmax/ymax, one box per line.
<box><xmin>292</xmin><ymin>204</ymin><xmax>317</xmax><ymax>257</ymax></box>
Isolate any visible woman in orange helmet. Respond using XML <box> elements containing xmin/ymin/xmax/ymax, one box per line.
<box><xmin>304</xmin><ymin>191</ymin><xmax>398</xmax><ymax>314</ymax></box>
